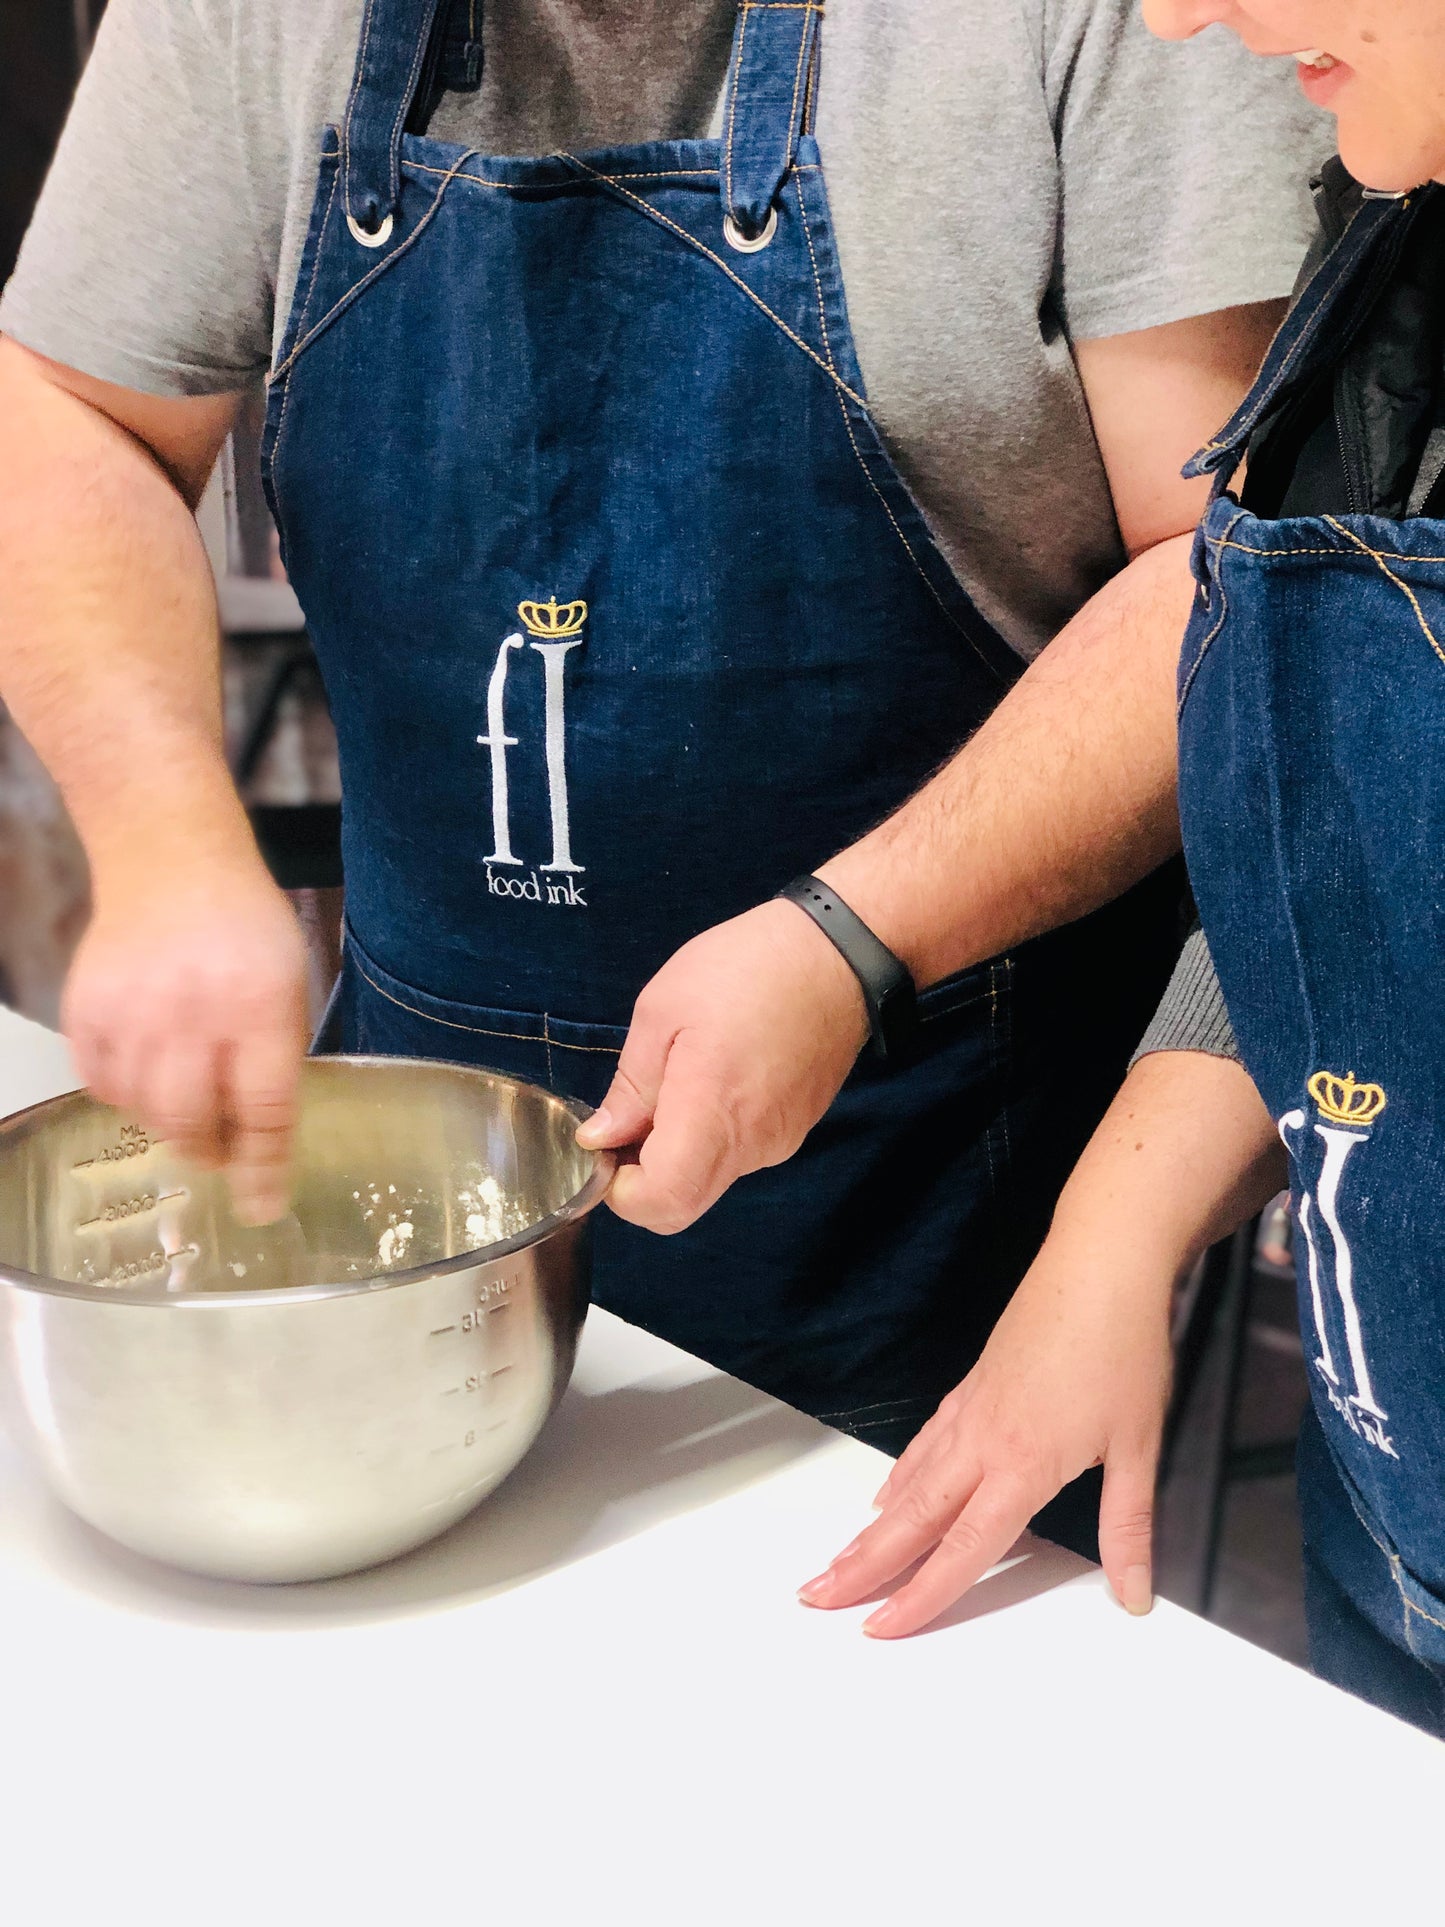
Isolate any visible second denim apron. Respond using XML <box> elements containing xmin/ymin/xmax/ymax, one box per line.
<box><xmin>1178</xmin><ymin>188</ymin><xmax>1445</xmax><ymax>1728</ymax></box>
<box><xmin>262</xmin><ymin>0</ymin><xmax>1175</xmax><ymax>1462</ymax></box>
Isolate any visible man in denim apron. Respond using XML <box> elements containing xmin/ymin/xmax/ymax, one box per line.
<box><xmin>253</xmin><ymin>0</ymin><xmax>1178</xmax><ymax>1462</ymax></box>
<box><xmin>0</xmin><ymin>5</ymin><xmax>1324</xmax><ymax>1500</ymax></box>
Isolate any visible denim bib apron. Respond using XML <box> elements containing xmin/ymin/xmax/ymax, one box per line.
<box><xmin>1177</xmin><ymin>190</ymin><xmax>1445</xmax><ymax>1727</ymax></box>
<box><xmin>262</xmin><ymin>0</ymin><xmax>1174</xmax><ymax>1463</ymax></box>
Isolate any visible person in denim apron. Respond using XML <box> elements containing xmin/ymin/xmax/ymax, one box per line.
<box><xmin>804</xmin><ymin>6</ymin><xmax>1445</xmax><ymax>1697</ymax></box>
<box><xmin>258</xmin><ymin>0</ymin><xmax>1181</xmax><ymax>1477</ymax></box>
<box><xmin>1173</xmin><ymin>180</ymin><xmax>1445</xmax><ymax>1730</ymax></box>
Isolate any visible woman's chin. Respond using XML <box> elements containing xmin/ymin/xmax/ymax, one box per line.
<box><xmin>1337</xmin><ymin>120</ymin><xmax>1445</xmax><ymax>197</ymax></box>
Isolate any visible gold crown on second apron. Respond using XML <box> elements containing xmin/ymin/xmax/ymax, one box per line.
<box><xmin>1308</xmin><ymin>1070</ymin><xmax>1388</xmax><ymax>1128</ymax></box>
<box><xmin>518</xmin><ymin>597</ymin><xmax>588</xmax><ymax>638</ymax></box>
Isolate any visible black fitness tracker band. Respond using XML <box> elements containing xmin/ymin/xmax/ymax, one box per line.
<box><xmin>777</xmin><ymin>875</ymin><xmax>919</xmax><ymax>1062</ymax></box>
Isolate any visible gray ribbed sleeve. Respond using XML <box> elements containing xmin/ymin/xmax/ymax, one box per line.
<box><xmin>1131</xmin><ymin>924</ymin><xmax>1241</xmax><ymax>1067</ymax></box>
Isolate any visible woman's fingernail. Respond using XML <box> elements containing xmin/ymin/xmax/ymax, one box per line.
<box><xmin>1122</xmin><ymin>1565</ymin><xmax>1153</xmax><ymax>1617</ymax></box>
<box><xmin>863</xmin><ymin>1605</ymin><xmax>898</xmax><ymax>1638</ymax></box>
<box><xmin>576</xmin><ymin>1108</ymin><xmax>611</xmax><ymax>1146</ymax></box>
<box><xmin>798</xmin><ymin>1575</ymin><xmax>832</xmax><ymax>1604</ymax></box>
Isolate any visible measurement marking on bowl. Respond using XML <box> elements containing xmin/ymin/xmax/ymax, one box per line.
<box><xmin>102</xmin><ymin>1249</ymin><xmax>168</xmax><ymax>1285</ymax></box>
<box><xmin>442</xmin><ymin>1385</ymin><xmax>462</xmax><ymax>1396</ymax></box>
<box><xmin>75</xmin><ymin>1191</ymin><xmax>159</xmax><ymax>1230</ymax></box>
<box><xmin>96</xmin><ymin>1240</ymin><xmax>200</xmax><ymax>1287</ymax></box>
<box><xmin>429</xmin><ymin>1324</ymin><xmax>457</xmax><ymax>1337</ymax></box>
<box><xmin>71</xmin><ymin>1127</ymin><xmax>168</xmax><ymax>1172</ymax></box>
<box><xmin>459</xmin><ymin>1275</ymin><xmax>518</xmax><ymax>1332</ymax></box>
<box><xmin>429</xmin><ymin>1443</ymin><xmax>457</xmax><ymax>1457</ymax></box>
<box><xmin>490</xmin><ymin>1364</ymin><xmax>514</xmax><ymax>1378</ymax></box>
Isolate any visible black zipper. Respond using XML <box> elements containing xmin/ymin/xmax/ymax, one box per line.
<box><xmin>1335</xmin><ymin>376</ymin><xmax>1366</xmax><ymax>516</ymax></box>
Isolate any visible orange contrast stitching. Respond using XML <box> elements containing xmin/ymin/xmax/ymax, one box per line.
<box><xmin>341</xmin><ymin>0</ymin><xmax>381</xmax><ymax>217</ymax></box>
<box><xmin>557</xmin><ymin>151</ymin><xmax>867</xmax><ymax>409</ymax></box>
<box><xmin>1324</xmin><ymin>516</ymin><xmax>1445</xmax><ymax>668</ymax></box>
<box><xmin>793</xmin><ymin>166</ymin><xmax>998</xmax><ymax>671</ymax></box>
<box><xmin>349</xmin><ymin>953</ymin><xmax>623</xmax><ymax>1055</ymax></box>
<box><xmin>270</xmin><ymin>149</ymin><xmax>482</xmax><ymax>382</ymax></box>
<box><xmin>724</xmin><ymin>0</ymin><xmax>748</xmax><ymax>215</ymax></box>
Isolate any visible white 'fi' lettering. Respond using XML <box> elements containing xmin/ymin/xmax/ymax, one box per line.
<box><xmin>477</xmin><ymin>607</ymin><xmax>586</xmax><ymax>877</ymax></box>
<box><xmin>1280</xmin><ymin>1107</ymin><xmax>1397</xmax><ymax>1457</ymax></box>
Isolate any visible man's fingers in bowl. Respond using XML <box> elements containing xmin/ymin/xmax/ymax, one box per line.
<box><xmin>860</xmin><ymin>1476</ymin><xmax>1037</xmax><ymax>1639</ymax></box>
<box><xmin>133</xmin><ymin>1033</ymin><xmax>229</xmax><ymax>1168</ymax></box>
<box><xmin>222</xmin><ymin>1024</ymin><xmax>305</xmax><ymax>1226</ymax></box>
<box><xmin>68</xmin><ymin>1017</ymin><xmax>125</xmax><ymax>1111</ymax></box>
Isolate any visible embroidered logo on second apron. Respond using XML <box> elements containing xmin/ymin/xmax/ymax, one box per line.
<box><xmin>477</xmin><ymin>598</ymin><xmax>588</xmax><ymax>908</ymax></box>
<box><xmin>1282</xmin><ymin>1071</ymin><xmax>1397</xmax><ymax>1460</ymax></box>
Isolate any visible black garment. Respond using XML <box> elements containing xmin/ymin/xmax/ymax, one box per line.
<box><xmin>1244</xmin><ymin>163</ymin><xmax>1445</xmax><ymax>523</ymax></box>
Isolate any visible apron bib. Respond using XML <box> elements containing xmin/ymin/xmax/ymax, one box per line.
<box><xmin>1178</xmin><ymin>189</ymin><xmax>1445</xmax><ymax>1689</ymax></box>
<box><xmin>263</xmin><ymin>0</ymin><xmax>1174</xmax><ymax>1453</ymax></box>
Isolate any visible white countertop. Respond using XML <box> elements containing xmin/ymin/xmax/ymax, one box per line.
<box><xmin>1</xmin><ymin>1003</ymin><xmax>1441</xmax><ymax>1924</ymax></box>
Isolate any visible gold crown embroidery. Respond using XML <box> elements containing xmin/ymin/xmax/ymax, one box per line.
<box><xmin>518</xmin><ymin>596</ymin><xmax>587</xmax><ymax>639</ymax></box>
<box><xmin>1308</xmin><ymin>1070</ymin><xmax>1388</xmax><ymax>1129</ymax></box>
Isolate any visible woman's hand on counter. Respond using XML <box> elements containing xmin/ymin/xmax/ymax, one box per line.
<box><xmin>799</xmin><ymin>1229</ymin><xmax>1175</xmax><ymax>1635</ymax></box>
<box><xmin>63</xmin><ymin>852</ymin><xmax>309</xmax><ymax>1226</ymax></box>
<box><xmin>798</xmin><ymin>1050</ymin><xmax>1287</xmax><ymax>1636</ymax></box>
<box><xmin>576</xmin><ymin>900</ymin><xmax>869</xmax><ymax>1234</ymax></box>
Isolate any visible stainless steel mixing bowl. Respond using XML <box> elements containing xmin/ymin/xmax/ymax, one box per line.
<box><xmin>0</xmin><ymin>1056</ymin><xmax>613</xmax><ymax>1582</ymax></box>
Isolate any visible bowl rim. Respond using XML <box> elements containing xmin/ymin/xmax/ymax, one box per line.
<box><xmin>0</xmin><ymin>1054</ymin><xmax>616</xmax><ymax>1307</ymax></box>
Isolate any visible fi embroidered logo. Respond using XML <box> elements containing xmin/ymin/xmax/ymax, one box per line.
<box><xmin>1281</xmin><ymin>1071</ymin><xmax>1396</xmax><ymax>1460</ymax></box>
<box><xmin>477</xmin><ymin>598</ymin><xmax>588</xmax><ymax>909</ymax></box>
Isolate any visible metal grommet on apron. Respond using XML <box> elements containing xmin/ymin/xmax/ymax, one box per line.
<box><xmin>722</xmin><ymin>206</ymin><xmax>778</xmax><ymax>253</ymax></box>
<box><xmin>262</xmin><ymin>0</ymin><xmax>1175</xmax><ymax>1456</ymax></box>
<box><xmin>1176</xmin><ymin>186</ymin><xmax>1445</xmax><ymax>1711</ymax></box>
<box><xmin>345</xmin><ymin>210</ymin><xmax>394</xmax><ymax>248</ymax></box>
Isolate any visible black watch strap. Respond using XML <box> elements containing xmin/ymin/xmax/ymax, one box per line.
<box><xmin>777</xmin><ymin>875</ymin><xmax>918</xmax><ymax>1062</ymax></box>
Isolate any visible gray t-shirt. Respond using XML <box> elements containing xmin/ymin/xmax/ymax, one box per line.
<box><xmin>0</xmin><ymin>0</ymin><xmax>1330</xmax><ymax>657</ymax></box>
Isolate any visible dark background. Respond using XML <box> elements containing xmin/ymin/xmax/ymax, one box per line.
<box><xmin>0</xmin><ymin>1</ymin><xmax>105</xmax><ymax>287</ymax></box>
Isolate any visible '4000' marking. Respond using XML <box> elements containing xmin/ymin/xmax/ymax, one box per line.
<box><xmin>73</xmin><ymin>1124</ymin><xmax>158</xmax><ymax>1172</ymax></box>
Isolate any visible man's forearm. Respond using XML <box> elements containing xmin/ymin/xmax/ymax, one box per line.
<box><xmin>817</xmin><ymin>533</ymin><xmax>1195</xmax><ymax>988</ymax></box>
<box><xmin>0</xmin><ymin>341</ymin><xmax>251</xmax><ymax>895</ymax></box>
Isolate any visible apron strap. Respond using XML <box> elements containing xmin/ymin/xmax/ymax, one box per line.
<box><xmin>721</xmin><ymin>1</ymin><xmax>824</xmax><ymax>240</ymax></box>
<box><xmin>1183</xmin><ymin>191</ymin><xmax>1419</xmax><ymax>495</ymax></box>
<box><xmin>341</xmin><ymin>0</ymin><xmax>448</xmax><ymax>240</ymax></box>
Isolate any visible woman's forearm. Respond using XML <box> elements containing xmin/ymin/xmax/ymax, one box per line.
<box><xmin>1053</xmin><ymin>1047</ymin><xmax>1286</xmax><ymax>1284</ymax></box>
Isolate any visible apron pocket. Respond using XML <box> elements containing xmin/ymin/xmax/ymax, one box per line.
<box><xmin>340</xmin><ymin>928</ymin><xmax>626</xmax><ymax>1107</ymax></box>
